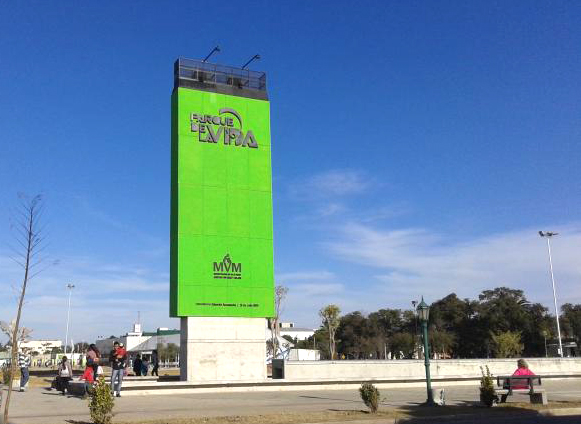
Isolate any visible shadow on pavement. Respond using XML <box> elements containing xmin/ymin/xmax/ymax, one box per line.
<box><xmin>394</xmin><ymin>402</ymin><xmax>581</xmax><ymax>423</ymax></box>
<box><xmin>299</xmin><ymin>395</ymin><xmax>364</xmax><ymax>404</ymax></box>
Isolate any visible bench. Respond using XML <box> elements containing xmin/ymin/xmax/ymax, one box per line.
<box><xmin>496</xmin><ymin>375</ymin><xmax>547</xmax><ymax>405</ymax></box>
<box><xmin>67</xmin><ymin>381</ymin><xmax>93</xmax><ymax>397</ymax></box>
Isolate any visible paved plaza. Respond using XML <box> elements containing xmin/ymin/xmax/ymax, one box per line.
<box><xmin>2</xmin><ymin>379</ymin><xmax>581</xmax><ymax>424</ymax></box>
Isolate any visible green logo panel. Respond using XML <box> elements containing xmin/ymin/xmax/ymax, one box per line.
<box><xmin>170</xmin><ymin>88</ymin><xmax>274</xmax><ymax>317</ymax></box>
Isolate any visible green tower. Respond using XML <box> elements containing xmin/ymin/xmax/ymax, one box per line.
<box><xmin>171</xmin><ymin>58</ymin><xmax>274</xmax><ymax>319</ymax></box>
<box><xmin>170</xmin><ymin>58</ymin><xmax>274</xmax><ymax>382</ymax></box>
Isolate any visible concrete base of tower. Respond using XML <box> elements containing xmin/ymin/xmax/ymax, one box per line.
<box><xmin>180</xmin><ymin>316</ymin><xmax>267</xmax><ymax>382</ymax></box>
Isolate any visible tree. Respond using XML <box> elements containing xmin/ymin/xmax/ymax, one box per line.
<box><xmin>74</xmin><ymin>342</ymin><xmax>90</xmax><ymax>353</ymax></box>
<box><xmin>429</xmin><ymin>293</ymin><xmax>479</xmax><ymax>358</ymax></box>
<box><xmin>429</xmin><ymin>329</ymin><xmax>456</xmax><ymax>357</ymax></box>
<box><xmin>166</xmin><ymin>343</ymin><xmax>179</xmax><ymax>363</ymax></box>
<box><xmin>368</xmin><ymin>309</ymin><xmax>404</xmax><ymax>339</ymax></box>
<box><xmin>319</xmin><ymin>304</ymin><xmax>341</xmax><ymax>360</ymax></box>
<box><xmin>491</xmin><ymin>330</ymin><xmax>523</xmax><ymax>358</ymax></box>
<box><xmin>269</xmin><ymin>285</ymin><xmax>288</xmax><ymax>358</ymax></box>
<box><xmin>337</xmin><ymin>312</ymin><xmax>383</xmax><ymax>359</ymax></box>
<box><xmin>0</xmin><ymin>322</ymin><xmax>33</xmax><ymax>348</ymax></box>
<box><xmin>388</xmin><ymin>332</ymin><xmax>415</xmax><ymax>359</ymax></box>
<box><xmin>3</xmin><ymin>194</ymin><xmax>46</xmax><ymax>424</ymax></box>
<box><xmin>561</xmin><ymin>303</ymin><xmax>581</xmax><ymax>342</ymax></box>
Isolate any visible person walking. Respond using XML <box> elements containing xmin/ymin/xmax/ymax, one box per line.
<box><xmin>56</xmin><ymin>356</ymin><xmax>73</xmax><ymax>395</ymax></box>
<box><xmin>109</xmin><ymin>341</ymin><xmax>127</xmax><ymax>397</ymax></box>
<box><xmin>151</xmin><ymin>349</ymin><xmax>159</xmax><ymax>377</ymax></box>
<box><xmin>132</xmin><ymin>354</ymin><xmax>143</xmax><ymax>376</ymax></box>
<box><xmin>141</xmin><ymin>357</ymin><xmax>149</xmax><ymax>376</ymax></box>
<box><xmin>18</xmin><ymin>349</ymin><xmax>31</xmax><ymax>392</ymax></box>
<box><xmin>86</xmin><ymin>344</ymin><xmax>101</xmax><ymax>381</ymax></box>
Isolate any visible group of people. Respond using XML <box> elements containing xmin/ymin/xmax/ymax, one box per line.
<box><xmin>54</xmin><ymin>343</ymin><xmax>159</xmax><ymax>397</ymax></box>
<box><xmin>55</xmin><ymin>342</ymin><xmax>127</xmax><ymax>397</ymax></box>
<box><xmin>131</xmin><ymin>350</ymin><xmax>159</xmax><ymax>377</ymax></box>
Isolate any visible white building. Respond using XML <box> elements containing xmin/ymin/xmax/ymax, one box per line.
<box><xmin>274</xmin><ymin>322</ymin><xmax>315</xmax><ymax>341</ymax></box>
<box><xmin>19</xmin><ymin>339</ymin><xmax>62</xmax><ymax>353</ymax></box>
<box><xmin>265</xmin><ymin>322</ymin><xmax>318</xmax><ymax>361</ymax></box>
<box><xmin>96</xmin><ymin>324</ymin><xmax>180</xmax><ymax>357</ymax></box>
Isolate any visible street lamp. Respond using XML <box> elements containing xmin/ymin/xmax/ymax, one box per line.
<box><xmin>417</xmin><ymin>297</ymin><xmax>435</xmax><ymax>406</ymax></box>
<box><xmin>412</xmin><ymin>300</ymin><xmax>419</xmax><ymax>358</ymax></box>
<box><xmin>539</xmin><ymin>231</ymin><xmax>564</xmax><ymax>358</ymax></box>
<box><xmin>64</xmin><ymin>283</ymin><xmax>75</xmax><ymax>355</ymax></box>
<box><xmin>541</xmin><ymin>330</ymin><xmax>548</xmax><ymax>358</ymax></box>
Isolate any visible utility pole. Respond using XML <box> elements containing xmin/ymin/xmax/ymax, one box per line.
<box><xmin>64</xmin><ymin>284</ymin><xmax>75</xmax><ymax>355</ymax></box>
<box><xmin>539</xmin><ymin>231</ymin><xmax>564</xmax><ymax>358</ymax></box>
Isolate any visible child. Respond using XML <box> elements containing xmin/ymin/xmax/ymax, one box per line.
<box><xmin>80</xmin><ymin>366</ymin><xmax>94</xmax><ymax>383</ymax></box>
<box><xmin>79</xmin><ymin>366</ymin><xmax>95</xmax><ymax>397</ymax></box>
<box><xmin>115</xmin><ymin>343</ymin><xmax>127</xmax><ymax>358</ymax></box>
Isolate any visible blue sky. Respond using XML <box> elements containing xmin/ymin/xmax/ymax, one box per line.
<box><xmin>1</xmin><ymin>1</ymin><xmax>580</xmax><ymax>343</ymax></box>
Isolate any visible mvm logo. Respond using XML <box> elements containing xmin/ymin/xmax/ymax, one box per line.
<box><xmin>213</xmin><ymin>254</ymin><xmax>242</xmax><ymax>280</ymax></box>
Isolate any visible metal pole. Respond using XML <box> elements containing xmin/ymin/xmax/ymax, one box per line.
<box><xmin>422</xmin><ymin>321</ymin><xmax>435</xmax><ymax>405</ymax></box>
<box><xmin>545</xmin><ymin>335</ymin><xmax>549</xmax><ymax>358</ymax></box>
<box><xmin>64</xmin><ymin>284</ymin><xmax>74</xmax><ymax>355</ymax></box>
<box><xmin>546</xmin><ymin>238</ymin><xmax>564</xmax><ymax>357</ymax></box>
<box><xmin>412</xmin><ymin>300</ymin><xmax>418</xmax><ymax>358</ymax></box>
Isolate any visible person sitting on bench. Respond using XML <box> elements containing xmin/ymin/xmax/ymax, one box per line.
<box><xmin>510</xmin><ymin>358</ymin><xmax>535</xmax><ymax>389</ymax></box>
<box><xmin>79</xmin><ymin>365</ymin><xmax>95</xmax><ymax>396</ymax></box>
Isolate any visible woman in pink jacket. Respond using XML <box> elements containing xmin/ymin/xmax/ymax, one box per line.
<box><xmin>511</xmin><ymin>358</ymin><xmax>535</xmax><ymax>389</ymax></box>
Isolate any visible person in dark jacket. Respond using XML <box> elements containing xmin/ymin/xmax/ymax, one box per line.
<box><xmin>132</xmin><ymin>354</ymin><xmax>143</xmax><ymax>376</ymax></box>
<box><xmin>109</xmin><ymin>341</ymin><xmax>127</xmax><ymax>397</ymax></box>
<box><xmin>151</xmin><ymin>349</ymin><xmax>159</xmax><ymax>376</ymax></box>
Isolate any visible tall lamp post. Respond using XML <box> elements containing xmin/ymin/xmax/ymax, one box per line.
<box><xmin>417</xmin><ymin>297</ymin><xmax>435</xmax><ymax>406</ymax></box>
<box><xmin>65</xmin><ymin>283</ymin><xmax>75</xmax><ymax>355</ymax></box>
<box><xmin>539</xmin><ymin>231</ymin><xmax>564</xmax><ymax>358</ymax></box>
<box><xmin>542</xmin><ymin>330</ymin><xmax>548</xmax><ymax>358</ymax></box>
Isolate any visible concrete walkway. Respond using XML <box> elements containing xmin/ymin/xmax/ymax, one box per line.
<box><xmin>2</xmin><ymin>379</ymin><xmax>581</xmax><ymax>424</ymax></box>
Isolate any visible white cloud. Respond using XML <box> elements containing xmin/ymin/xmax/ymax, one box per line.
<box><xmin>276</xmin><ymin>270</ymin><xmax>335</xmax><ymax>283</ymax></box>
<box><xmin>0</xmin><ymin>253</ymin><xmax>175</xmax><ymax>343</ymax></box>
<box><xmin>293</xmin><ymin>283</ymin><xmax>344</xmax><ymax>297</ymax></box>
<box><xmin>323</xmin><ymin>222</ymin><xmax>581</xmax><ymax>308</ymax></box>
<box><xmin>289</xmin><ymin>169</ymin><xmax>372</xmax><ymax>199</ymax></box>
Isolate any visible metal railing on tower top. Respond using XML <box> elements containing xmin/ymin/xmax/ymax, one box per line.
<box><xmin>174</xmin><ymin>57</ymin><xmax>267</xmax><ymax>92</ymax></box>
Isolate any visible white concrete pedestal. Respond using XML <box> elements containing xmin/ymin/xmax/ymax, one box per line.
<box><xmin>180</xmin><ymin>317</ymin><xmax>267</xmax><ymax>382</ymax></box>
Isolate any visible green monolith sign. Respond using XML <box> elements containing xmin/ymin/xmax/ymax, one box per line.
<box><xmin>170</xmin><ymin>86</ymin><xmax>274</xmax><ymax>318</ymax></box>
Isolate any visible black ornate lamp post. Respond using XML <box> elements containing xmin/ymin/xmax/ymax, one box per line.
<box><xmin>417</xmin><ymin>297</ymin><xmax>435</xmax><ymax>406</ymax></box>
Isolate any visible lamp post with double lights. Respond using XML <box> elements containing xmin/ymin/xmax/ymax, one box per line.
<box><xmin>417</xmin><ymin>297</ymin><xmax>435</xmax><ymax>406</ymax></box>
<box><xmin>539</xmin><ymin>231</ymin><xmax>564</xmax><ymax>357</ymax></box>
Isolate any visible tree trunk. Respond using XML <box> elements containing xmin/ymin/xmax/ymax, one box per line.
<box><xmin>4</xmin><ymin>203</ymin><xmax>34</xmax><ymax>424</ymax></box>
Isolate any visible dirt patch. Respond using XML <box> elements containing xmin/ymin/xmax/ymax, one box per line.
<box><xmin>113</xmin><ymin>402</ymin><xmax>581</xmax><ymax>424</ymax></box>
<box><xmin>498</xmin><ymin>400</ymin><xmax>581</xmax><ymax>410</ymax></box>
<box><xmin>115</xmin><ymin>411</ymin><xmax>391</xmax><ymax>424</ymax></box>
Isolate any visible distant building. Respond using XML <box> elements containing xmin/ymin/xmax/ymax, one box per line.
<box><xmin>19</xmin><ymin>340</ymin><xmax>62</xmax><ymax>353</ymax></box>
<box><xmin>547</xmin><ymin>338</ymin><xmax>578</xmax><ymax>357</ymax></box>
<box><xmin>95</xmin><ymin>323</ymin><xmax>180</xmax><ymax>357</ymax></box>
<box><xmin>0</xmin><ymin>351</ymin><xmax>10</xmax><ymax>366</ymax></box>
<box><xmin>272</xmin><ymin>322</ymin><xmax>315</xmax><ymax>341</ymax></box>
